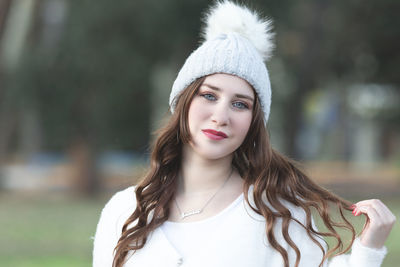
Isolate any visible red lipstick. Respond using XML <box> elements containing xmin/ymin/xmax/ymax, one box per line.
<box><xmin>202</xmin><ymin>129</ymin><xmax>228</xmax><ymax>140</ymax></box>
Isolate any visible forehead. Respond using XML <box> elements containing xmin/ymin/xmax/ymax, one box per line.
<box><xmin>201</xmin><ymin>73</ymin><xmax>255</xmax><ymax>97</ymax></box>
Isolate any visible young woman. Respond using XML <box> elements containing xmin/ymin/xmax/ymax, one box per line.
<box><xmin>93</xmin><ymin>1</ymin><xmax>396</xmax><ymax>267</ymax></box>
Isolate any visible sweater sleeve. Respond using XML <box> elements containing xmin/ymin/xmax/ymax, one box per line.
<box><xmin>287</xmin><ymin>206</ymin><xmax>388</xmax><ymax>267</ymax></box>
<box><xmin>327</xmin><ymin>237</ymin><xmax>387</xmax><ymax>267</ymax></box>
<box><xmin>92</xmin><ymin>186</ymin><xmax>137</xmax><ymax>267</ymax></box>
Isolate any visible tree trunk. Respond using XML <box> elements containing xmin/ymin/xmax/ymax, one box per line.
<box><xmin>0</xmin><ymin>0</ymin><xmax>13</xmax><ymax>41</ymax></box>
<box><xmin>283</xmin><ymin>0</ymin><xmax>329</xmax><ymax>158</ymax></box>
<box><xmin>68</xmin><ymin>137</ymin><xmax>99</xmax><ymax>196</ymax></box>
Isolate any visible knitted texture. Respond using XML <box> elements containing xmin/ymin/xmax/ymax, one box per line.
<box><xmin>169</xmin><ymin>1</ymin><xmax>273</xmax><ymax>123</ymax></box>
<box><xmin>93</xmin><ymin>186</ymin><xmax>388</xmax><ymax>267</ymax></box>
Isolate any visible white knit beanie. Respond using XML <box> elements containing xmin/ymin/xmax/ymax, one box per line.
<box><xmin>169</xmin><ymin>1</ymin><xmax>274</xmax><ymax>123</ymax></box>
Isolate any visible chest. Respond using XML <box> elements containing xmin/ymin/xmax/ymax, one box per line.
<box><xmin>124</xmin><ymin>202</ymin><xmax>286</xmax><ymax>267</ymax></box>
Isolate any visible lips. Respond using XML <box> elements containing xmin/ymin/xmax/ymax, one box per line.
<box><xmin>202</xmin><ymin>129</ymin><xmax>228</xmax><ymax>140</ymax></box>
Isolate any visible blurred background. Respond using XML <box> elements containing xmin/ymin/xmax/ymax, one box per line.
<box><xmin>0</xmin><ymin>0</ymin><xmax>399</xmax><ymax>266</ymax></box>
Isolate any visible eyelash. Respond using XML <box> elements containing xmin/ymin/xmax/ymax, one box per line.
<box><xmin>199</xmin><ymin>93</ymin><xmax>249</xmax><ymax>110</ymax></box>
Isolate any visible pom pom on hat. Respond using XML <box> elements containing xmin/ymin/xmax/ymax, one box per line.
<box><xmin>202</xmin><ymin>1</ymin><xmax>274</xmax><ymax>61</ymax></box>
<box><xmin>169</xmin><ymin>0</ymin><xmax>274</xmax><ymax>123</ymax></box>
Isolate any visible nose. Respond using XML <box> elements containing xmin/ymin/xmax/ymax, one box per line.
<box><xmin>211</xmin><ymin>101</ymin><xmax>230</xmax><ymax>126</ymax></box>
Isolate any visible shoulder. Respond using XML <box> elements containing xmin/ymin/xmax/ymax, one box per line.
<box><xmin>103</xmin><ymin>186</ymin><xmax>137</xmax><ymax>211</ymax></box>
<box><xmin>247</xmin><ymin>185</ymin><xmax>322</xmax><ymax>236</ymax></box>
<box><xmin>100</xmin><ymin>186</ymin><xmax>137</xmax><ymax>224</ymax></box>
<box><xmin>95</xmin><ymin>185</ymin><xmax>137</xmax><ymax>242</ymax></box>
<box><xmin>93</xmin><ymin>186</ymin><xmax>137</xmax><ymax>266</ymax></box>
<box><xmin>247</xmin><ymin>184</ymin><xmax>308</xmax><ymax>222</ymax></box>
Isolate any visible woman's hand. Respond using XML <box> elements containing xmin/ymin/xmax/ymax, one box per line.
<box><xmin>351</xmin><ymin>199</ymin><xmax>396</xmax><ymax>249</ymax></box>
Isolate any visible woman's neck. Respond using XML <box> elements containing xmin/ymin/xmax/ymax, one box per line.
<box><xmin>178</xmin><ymin>146</ymin><xmax>234</xmax><ymax>196</ymax></box>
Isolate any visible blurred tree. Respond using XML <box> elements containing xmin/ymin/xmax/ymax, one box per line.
<box><xmin>0</xmin><ymin>0</ymin><xmax>13</xmax><ymax>164</ymax></box>
<box><xmin>0</xmin><ymin>0</ymin><xmax>12</xmax><ymax>40</ymax></box>
<box><xmin>257</xmin><ymin>0</ymin><xmax>400</xmax><ymax>158</ymax></box>
<box><xmin>0</xmin><ymin>0</ymin><xmax>399</xmax><ymax>194</ymax></box>
<box><xmin>0</xmin><ymin>0</ymin><xmax>34</xmax><ymax>165</ymax></box>
<box><xmin>2</xmin><ymin>0</ymin><xmax>210</xmax><ymax>193</ymax></box>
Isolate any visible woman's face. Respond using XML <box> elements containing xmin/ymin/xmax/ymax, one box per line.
<box><xmin>186</xmin><ymin>73</ymin><xmax>255</xmax><ymax>160</ymax></box>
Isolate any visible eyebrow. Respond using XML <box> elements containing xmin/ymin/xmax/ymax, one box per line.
<box><xmin>201</xmin><ymin>83</ymin><xmax>254</xmax><ymax>102</ymax></box>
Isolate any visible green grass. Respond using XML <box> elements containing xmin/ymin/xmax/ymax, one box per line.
<box><xmin>0</xmin><ymin>192</ymin><xmax>398</xmax><ymax>266</ymax></box>
<box><xmin>0</xmin><ymin>192</ymin><xmax>108</xmax><ymax>267</ymax></box>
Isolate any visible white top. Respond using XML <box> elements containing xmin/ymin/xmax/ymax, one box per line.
<box><xmin>93</xmin><ymin>186</ymin><xmax>388</xmax><ymax>267</ymax></box>
<box><xmin>160</xmin><ymin>193</ymin><xmax>244</xmax><ymax>259</ymax></box>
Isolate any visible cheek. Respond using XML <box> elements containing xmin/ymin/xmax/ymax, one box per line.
<box><xmin>188</xmin><ymin>99</ymin><xmax>207</xmax><ymax>128</ymax></box>
<box><xmin>236</xmin><ymin>114</ymin><xmax>253</xmax><ymax>138</ymax></box>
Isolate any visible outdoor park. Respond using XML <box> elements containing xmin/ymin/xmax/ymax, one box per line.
<box><xmin>0</xmin><ymin>0</ymin><xmax>399</xmax><ymax>266</ymax></box>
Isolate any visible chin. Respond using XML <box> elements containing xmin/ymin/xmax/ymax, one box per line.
<box><xmin>195</xmin><ymin>146</ymin><xmax>237</xmax><ymax>160</ymax></box>
<box><xmin>200</xmin><ymin>153</ymin><xmax>232</xmax><ymax>161</ymax></box>
<box><xmin>187</xmin><ymin>138</ymin><xmax>241</xmax><ymax>160</ymax></box>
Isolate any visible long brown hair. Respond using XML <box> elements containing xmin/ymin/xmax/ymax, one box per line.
<box><xmin>113</xmin><ymin>76</ymin><xmax>356</xmax><ymax>267</ymax></box>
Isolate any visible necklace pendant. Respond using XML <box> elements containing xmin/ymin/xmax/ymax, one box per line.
<box><xmin>181</xmin><ymin>209</ymin><xmax>202</xmax><ymax>219</ymax></box>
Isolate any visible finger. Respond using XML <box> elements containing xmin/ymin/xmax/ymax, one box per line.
<box><xmin>356</xmin><ymin>199</ymin><xmax>390</xmax><ymax>214</ymax></box>
<box><xmin>355</xmin><ymin>204</ymin><xmax>381</xmax><ymax>218</ymax></box>
<box><xmin>355</xmin><ymin>200</ymin><xmax>395</xmax><ymax>222</ymax></box>
<box><xmin>355</xmin><ymin>200</ymin><xmax>388</xmax><ymax>218</ymax></box>
<box><xmin>355</xmin><ymin>199</ymin><xmax>384</xmax><ymax>207</ymax></box>
<box><xmin>358</xmin><ymin>205</ymin><xmax>381</xmax><ymax>224</ymax></box>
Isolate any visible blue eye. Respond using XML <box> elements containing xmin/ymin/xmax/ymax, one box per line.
<box><xmin>201</xmin><ymin>93</ymin><xmax>216</xmax><ymax>101</ymax></box>
<box><xmin>233</xmin><ymin>102</ymin><xmax>249</xmax><ymax>109</ymax></box>
<box><xmin>200</xmin><ymin>93</ymin><xmax>249</xmax><ymax>110</ymax></box>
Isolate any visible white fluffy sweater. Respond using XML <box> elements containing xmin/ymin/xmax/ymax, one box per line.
<box><xmin>93</xmin><ymin>186</ymin><xmax>387</xmax><ymax>267</ymax></box>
